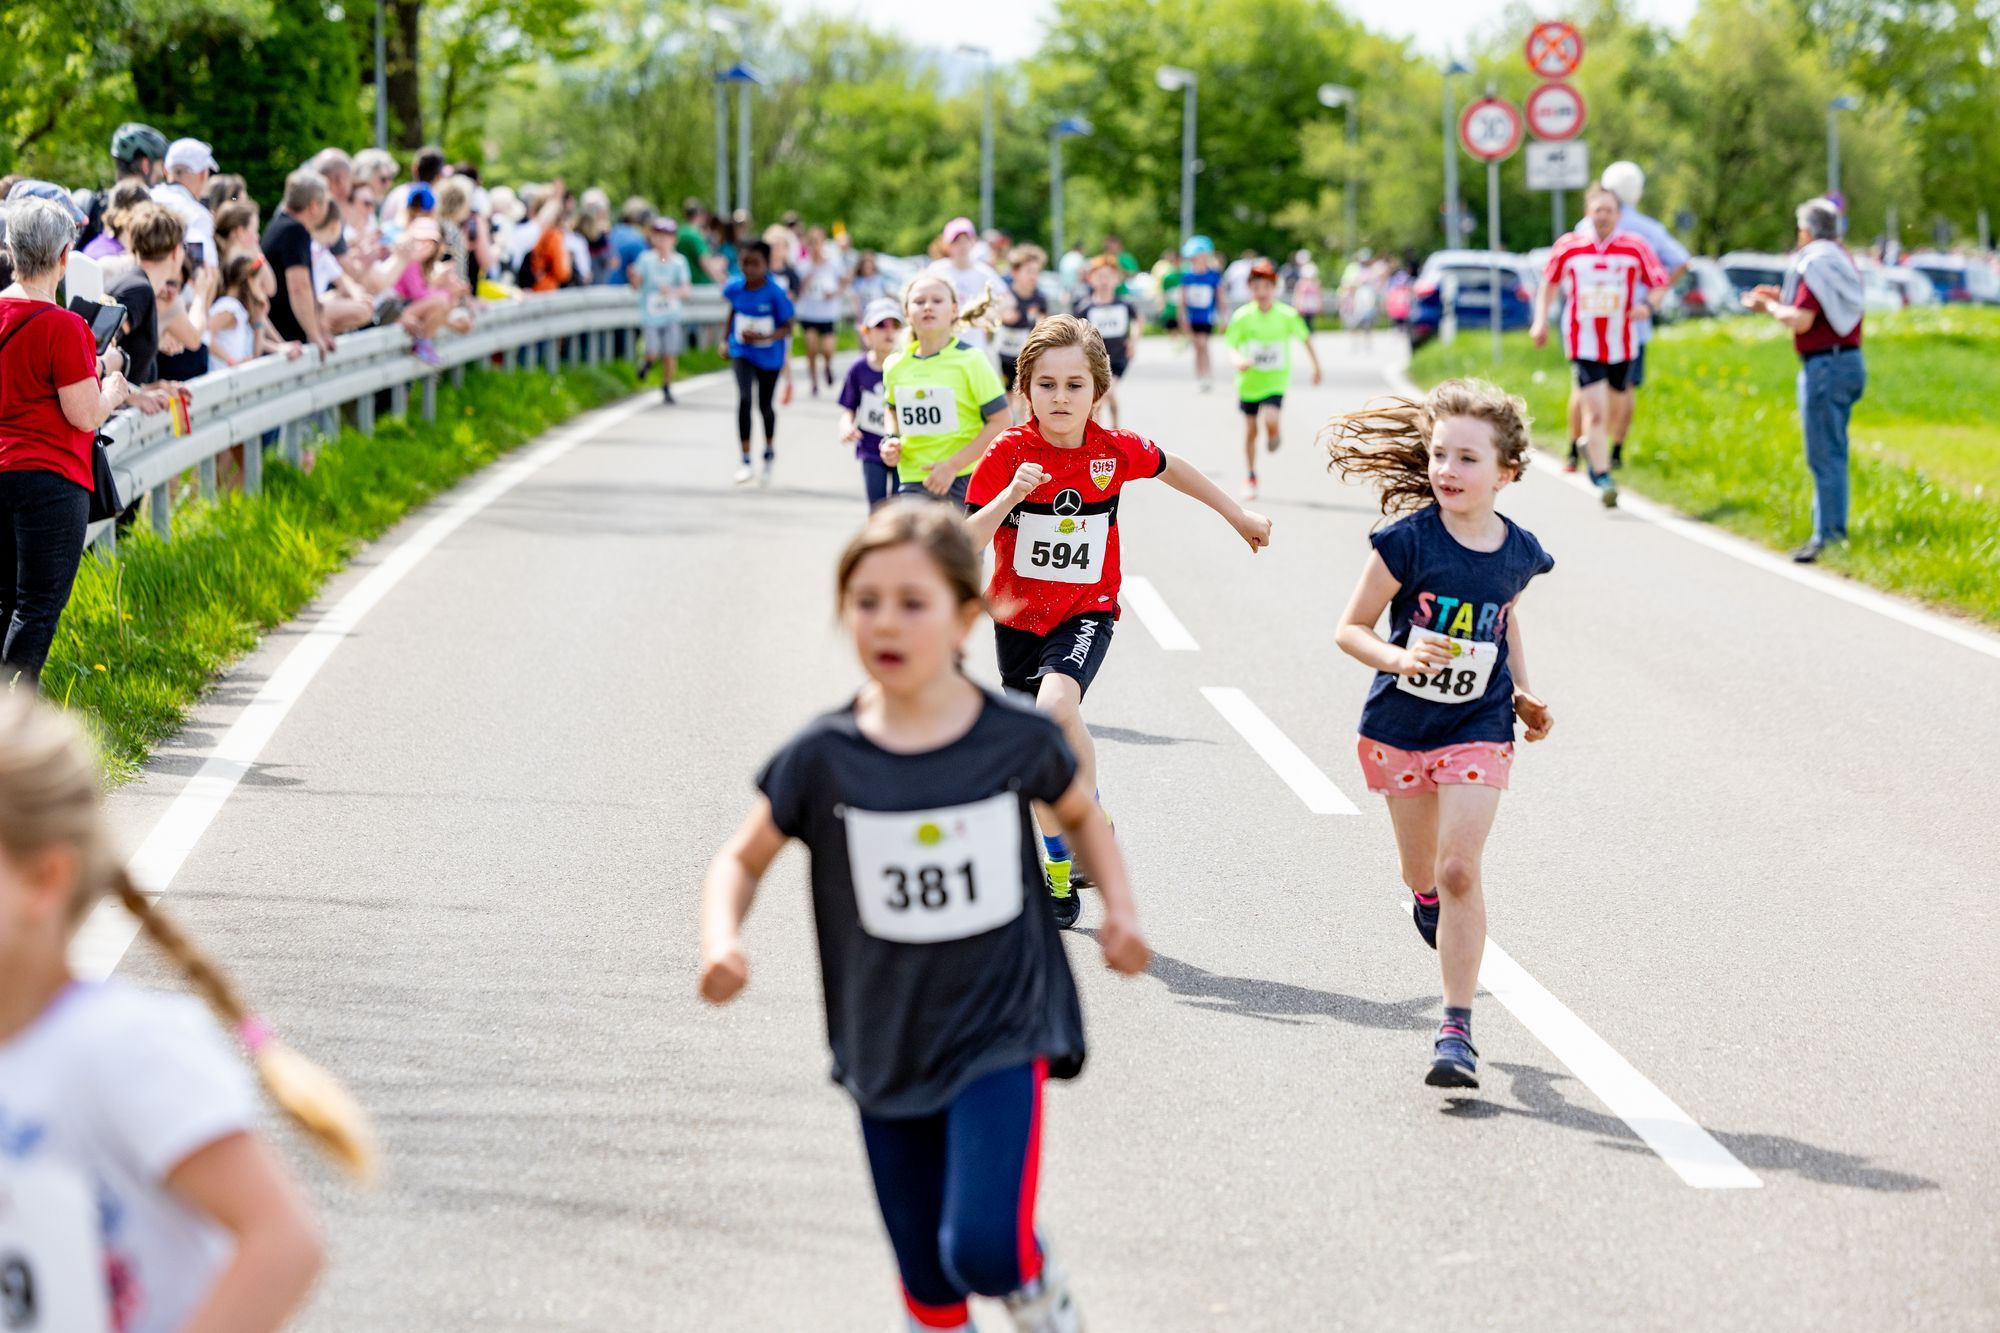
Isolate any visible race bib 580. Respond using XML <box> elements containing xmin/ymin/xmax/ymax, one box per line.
<box><xmin>894</xmin><ymin>384</ymin><xmax>958</xmax><ymax>436</ymax></box>
<box><xmin>1394</xmin><ymin>625</ymin><xmax>1498</xmax><ymax>705</ymax></box>
<box><xmin>842</xmin><ymin>793</ymin><xmax>1024</xmax><ymax>943</ymax></box>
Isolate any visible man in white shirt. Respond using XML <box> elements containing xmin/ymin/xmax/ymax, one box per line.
<box><xmin>152</xmin><ymin>138</ymin><xmax>218</xmax><ymax>267</ymax></box>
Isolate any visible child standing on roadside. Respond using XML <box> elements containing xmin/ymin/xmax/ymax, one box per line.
<box><xmin>1324</xmin><ymin>380</ymin><xmax>1555</xmax><ymax>1090</ymax></box>
<box><xmin>839</xmin><ymin>298</ymin><xmax>905</xmax><ymax>507</ymax></box>
<box><xmin>700</xmin><ymin>502</ymin><xmax>1147</xmax><ymax>1333</ymax></box>
<box><xmin>0</xmin><ymin>695</ymin><xmax>374</xmax><ymax>1332</ymax></box>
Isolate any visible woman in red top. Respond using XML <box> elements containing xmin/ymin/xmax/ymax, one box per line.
<box><xmin>966</xmin><ymin>315</ymin><xmax>1271</xmax><ymax>926</ymax></box>
<box><xmin>0</xmin><ymin>197</ymin><xmax>135</xmax><ymax>688</ymax></box>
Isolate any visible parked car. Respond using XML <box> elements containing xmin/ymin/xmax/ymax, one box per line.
<box><xmin>1900</xmin><ymin>253</ymin><xmax>2000</xmax><ymax>305</ymax></box>
<box><xmin>1717</xmin><ymin>251</ymin><xmax>1791</xmax><ymax>300</ymax></box>
<box><xmin>1406</xmin><ymin>250</ymin><xmax>1538</xmax><ymax>349</ymax></box>
<box><xmin>1659</xmin><ymin>257</ymin><xmax>1742</xmax><ymax>320</ymax></box>
<box><xmin>1861</xmin><ymin>266</ymin><xmax>1905</xmax><ymax>313</ymax></box>
<box><xmin>1882</xmin><ymin>266</ymin><xmax>1941</xmax><ymax>308</ymax></box>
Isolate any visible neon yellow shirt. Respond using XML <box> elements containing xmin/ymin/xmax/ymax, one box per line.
<box><xmin>882</xmin><ymin>339</ymin><xmax>1008</xmax><ymax>481</ymax></box>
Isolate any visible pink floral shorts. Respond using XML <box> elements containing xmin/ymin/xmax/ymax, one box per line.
<box><xmin>1356</xmin><ymin>736</ymin><xmax>1513</xmax><ymax>795</ymax></box>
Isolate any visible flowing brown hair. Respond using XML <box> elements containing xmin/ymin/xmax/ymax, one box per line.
<box><xmin>1320</xmin><ymin>378</ymin><xmax>1532</xmax><ymax>517</ymax></box>
<box><xmin>900</xmin><ymin>271</ymin><xmax>999</xmax><ymax>346</ymax></box>
<box><xmin>0</xmin><ymin>695</ymin><xmax>377</xmax><ymax>1179</ymax></box>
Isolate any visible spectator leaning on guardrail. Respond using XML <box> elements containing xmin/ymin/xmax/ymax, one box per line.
<box><xmin>105</xmin><ymin>202</ymin><xmax>187</xmax><ymax>401</ymax></box>
<box><xmin>264</xmin><ymin>168</ymin><xmax>336</xmax><ymax>356</ymax></box>
<box><xmin>1744</xmin><ymin>197</ymin><xmax>1866</xmax><ymax>564</ymax></box>
<box><xmin>0</xmin><ymin>198</ymin><xmax>136</xmax><ymax>689</ymax></box>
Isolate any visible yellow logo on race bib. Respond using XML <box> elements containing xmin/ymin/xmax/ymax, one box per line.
<box><xmin>915</xmin><ymin>822</ymin><xmax>943</xmax><ymax>847</ymax></box>
<box><xmin>1058</xmin><ymin>518</ymin><xmax>1077</xmax><ymax>534</ymax></box>
<box><xmin>1089</xmin><ymin>457</ymin><xmax>1116</xmax><ymax>491</ymax></box>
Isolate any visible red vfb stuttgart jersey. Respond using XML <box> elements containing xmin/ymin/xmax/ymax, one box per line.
<box><xmin>966</xmin><ymin>421</ymin><xmax>1168</xmax><ymax>636</ymax></box>
<box><xmin>1542</xmin><ymin>231</ymin><xmax>1669</xmax><ymax>363</ymax></box>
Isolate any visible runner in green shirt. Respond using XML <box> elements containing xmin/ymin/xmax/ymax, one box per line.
<box><xmin>1223</xmin><ymin>259</ymin><xmax>1322</xmax><ymax>501</ymax></box>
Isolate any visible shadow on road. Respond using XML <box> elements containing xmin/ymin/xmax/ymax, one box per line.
<box><xmin>1088</xmin><ymin>724</ymin><xmax>1216</xmax><ymax>748</ymax></box>
<box><xmin>1091</xmin><ymin>935</ymin><xmax>1434</xmax><ymax>1031</ymax></box>
<box><xmin>1445</xmin><ymin>1061</ymin><xmax>1938</xmax><ymax>1192</ymax></box>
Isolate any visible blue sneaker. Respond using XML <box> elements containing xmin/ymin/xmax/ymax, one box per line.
<box><xmin>1426</xmin><ymin>1024</ymin><xmax>1479</xmax><ymax>1089</ymax></box>
<box><xmin>1411</xmin><ymin>889</ymin><xmax>1439</xmax><ymax>950</ymax></box>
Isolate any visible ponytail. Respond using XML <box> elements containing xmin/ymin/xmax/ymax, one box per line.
<box><xmin>111</xmin><ymin>870</ymin><xmax>378</xmax><ymax>1181</ymax></box>
<box><xmin>956</xmin><ymin>288</ymin><xmax>1000</xmax><ymax>337</ymax></box>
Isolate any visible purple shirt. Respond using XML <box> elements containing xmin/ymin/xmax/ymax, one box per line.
<box><xmin>82</xmin><ymin>233</ymin><xmax>125</xmax><ymax>260</ymax></box>
<box><xmin>838</xmin><ymin>357</ymin><xmax>888</xmax><ymax>461</ymax></box>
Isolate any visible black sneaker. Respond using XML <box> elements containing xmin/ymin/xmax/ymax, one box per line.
<box><xmin>1611</xmin><ymin>442</ymin><xmax>1624</xmax><ymax>470</ymax></box>
<box><xmin>662</xmin><ymin>384</ymin><xmax>675</xmax><ymax>404</ymax></box>
<box><xmin>1791</xmin><ymin>541</ymin><xmax>1823</xmax><ymax>564</ymax></box>
<box><xmin>1411</xmin><ymin>889</ymin><xmax>1439</xmax><ymax>949</ymax></box>
<box><xmin>1425</xmin><ymin>1027</ymin><xmax>1479</xmax><ymax>1089</ymax></box>
<box><xmin>1047</xmin><ymin>867</ymin><xmax>1081</xmax><ymax>930</ymax></box>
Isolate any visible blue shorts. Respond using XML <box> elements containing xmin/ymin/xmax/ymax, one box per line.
<box><xmin>896</xmin><ymin>474</ymin><xmax>971</xmax><ymax>505</ymax></box>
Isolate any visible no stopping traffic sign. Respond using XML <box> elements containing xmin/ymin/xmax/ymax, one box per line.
<box><xmin>1459</xmin><ymin>97</ymin><xmax>1523</xmax><ymax>162</ymax></box>
<box><xmin>1525</xmin><ymin>20</ymin><xmax>1584</xmax><ymax>78</ymax></box>
<box><xmin>1525</xmin><ymin>82</ymin><xmax>1587</xmax><ymax>141</ymax></box>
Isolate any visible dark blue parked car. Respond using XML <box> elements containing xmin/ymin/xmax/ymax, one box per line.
<box><xmin>1405</xmin><ymin>250</ymin><xmax>1539</xmax><ymax>349</ymax></box>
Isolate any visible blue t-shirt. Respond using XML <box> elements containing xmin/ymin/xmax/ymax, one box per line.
<box><xmin>1357</xmin><ymin>505</ymin><xmax>1554</xmax><ymax>750</ymax></box>
<box><xmin>724</xmin><ymin>278</ymin><xmax>796</xmax><ymax>370</ymax></box>
<box><xmin>837</xmin><ymin>357</ymin><xmax>888</xmax><ymax>461</ymax></box>
<box><xmin>1178</xmin><ymin>270</ymin><xmax>1223</xmax><ymax>327</ymax></box>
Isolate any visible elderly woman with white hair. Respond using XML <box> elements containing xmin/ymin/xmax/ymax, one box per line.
<box><xmin>1744</xmin><ymin>197</ymin><xmax>1866</xmax><ymax>563</ymax></box>
<box><xmin>0</xmin><ymin>197</ymin><xmax>135</xmax><ymax>687</ymax></box>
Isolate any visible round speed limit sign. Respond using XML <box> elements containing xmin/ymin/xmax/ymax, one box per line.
<box><xmin>1458</xmin><ymin>97</ymin><xmax>1523</xmax><ymax>163</ymax></box>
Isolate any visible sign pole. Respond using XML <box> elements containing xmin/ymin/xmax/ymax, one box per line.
<box><xmin>1552</xmin><ymin>187</ymin><xmax>1563</xmax><ymax>244</ymax></box>
<box><xmin>1488</xmin><ymin>159</ymin><xmax>1502</xmax><ymax>365</ymax></box>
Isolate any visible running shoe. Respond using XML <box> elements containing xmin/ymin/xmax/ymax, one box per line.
<box><xmin>1005</xmin><ymin>1251</ymin><xmax>1083</xmax><ymax>1333</ymax></box>
<box><xmin>1198</xmin><ymin>379</ymin><xmax>1213</xmax><ymax>393</ymax></box>
<box><xmin>1611</xmin><ymin>442</ymin><xmax>1624</xmax><ymax>470</ymax></box>
<box><xmin>1564</xmin><ymin>440</ymin><xmax>1581</xmax><ymax>473</ymax></box>
<box><xmin>1241</xmin><ymin>476</ymin><xmax>1259</xmax><ymax>501</ymax></box>
<box><xmin>661</xmin><ymin>385</ymin><xmax>675</xmax><ymax>404</ymax></box>
<box><xmin>1596</xmin><ymin>472</ymin><xmax>1619</xmax><ymax>509</ymax></box>
<box><xmin>635</xmin><ymin>360</ymin><xmax>652</xmax><ymax>382</ymax></box>
<box><xmin>733</xmin><ymin>463</ymin><xmax>755</xmax><ymax>486</ymax></box>
<box><xmin>759</xmin><ymin>457</ymin><xmax>774</xmax><ymax>488</ymax></box>
<box><xmin>1265</xmin><ymin>434</ymin><xmax>1282</xmax><ymax>454</ymax></box>
<box><xmin>1411</xmin><ymin>888</ymin><xmax>1439</xmax><ymax>950</ymax></box>
<box><xmin>1426</xmin><ymin>1026</ymin><xmax>1479</xmax><ymax>1089</ymax></box>
<box><xmin>1045</xmin><ymin>860</ymin><xmax>1081</xmax><ymax>930</ymax></box>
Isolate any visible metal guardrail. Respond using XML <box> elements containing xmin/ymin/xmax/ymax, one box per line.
<box><xmin>90</xmin><ymin>285</ymin><xmax>734</xmax><ymax>553</ymax></box>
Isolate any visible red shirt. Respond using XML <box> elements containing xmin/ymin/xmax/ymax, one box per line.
<box><xmin>0</xmin><ymin>300</ymin><xmax>98</xmax><ymax>490</ymax></box>
<box><xmin>1541</xmin><ymin>231</ymin><xmax>1669</xmax><ymax>364</ymax></box>
<box><xmin>967</xmin><ymin>420</ymin><xmax>1167</xmax><ymax>636</ymax></box>
<box><xmin>1793</xmin><ymin>284</ymin><xmax>1863</xmax><ymax>356</ymax></box>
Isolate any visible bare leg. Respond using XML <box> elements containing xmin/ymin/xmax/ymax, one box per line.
<box><xmin>1261</xmin><ymin>404</ymin><xmax>1283</xmax><ymax>453</ymax></box>
<box><xmin>1242</xmin><ymin>412</ymin><xmax>1259</xmax><ymax>478</ymax></box>
<box><xmin>1029</xmin><ymin>672</ymin><xmax>1095</xmax><ymax>850</ymax></box>
<box><xmin>1384</xmin><ymin>792</ymin><xmax>1439</xmax><ymax>897</ymax></box>
<box><xmin>1433</xmin><ymin>784</ymin><xmax>1502</xmax><ymax>1010</ymax></box>
<box><xmin>1609</xmin><ymin>387</ymin><xmax>1636</xmax><ymax>454</ymax></box>
<box><xmin>1578</xmin><ymin>381</ymin><xmax>1612</xmax><ymax>475</ymax></box>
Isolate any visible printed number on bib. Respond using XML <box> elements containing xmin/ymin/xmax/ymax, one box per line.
<box><xmin>857</xmin><ymin>389</ymin><xmax>888</xmax><ymax>437</ymax></box>
<box><xmin>995</xmin><ymin>327</ymin><xmax>1029</xmax><ymax>357</ymax></box>
<box><xmin>1184</xmin><ymin>284</ymin><xmax>1214</xmax><ymax>310</ymax></box>
<box><xmin>895</xmin><ymin>384</ymin><xmax>959</xmax><ymax>434</ymax></box>
<box><xmin>1246</xmin><ymin>342</ymin><xmax>1286</xmax><ymax>371</ymax></box>
<box><xmin>844</xmin><ymin>792</ymin><xmax>1024</xmax><ymax>943</ymax></box>
<box><xmin>1013</xmin><ymin>511</ymin><xmax>1105</xmax><ymax>584</ymax></box>
<box><xmin>0</xmin><ymin>1161</ymin><xmax>113</xmax><ymax>1333</ymax></box>
<box><xmin>645</xmin><ymin>291</ymin><xmax>678</xmax><ymax>319</ymax></box>
<box><xmin>1395</xmin><ymin>626</ymin><xmax>1498</xmax><ymax>704</ymax></box>
<box><xmin>735</xmin><ymin>314</ymin><xmax>776</xmax><ymax>340</ymax></box>
<box><xmin>1575</xmin><ymin>276</ymin><xmax>1625</xmax><ymax>319</ymax></box>
<box><xmin>1087</xmin><ymin>305</ymin><xmax>1131</xmax><ymax>340</ymax></box>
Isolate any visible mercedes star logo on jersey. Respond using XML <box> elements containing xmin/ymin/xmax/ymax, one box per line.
<box><xmin>1053</xmin><ymin>489</ymin><xmax>1083</xmax><ymax>516</ymax></box>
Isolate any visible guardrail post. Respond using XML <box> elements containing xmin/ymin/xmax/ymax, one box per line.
<box><xmin>421</xmin><ymin>375</ymin><xmax>437</xmax><ymax>421</ymax></box>
<box><xmin>450</xmin><ymin>364</ymin><xmax>465</xmax><ymax>389</ymax></box>
<box><xmin>245</xmin><ymin>437</ymin><xmax>263</xmax><ymax>494</ymax></box>
<box><xmin>149</xmin><ymin>485</ymin><xmax>171</xmax><ymax>541</ymax></box>
<box><xmin>198</xmin><ymin>456</ymin><xmax>217</xmax><ymax>500</ymax></box>
<box><xmin>356</xmin><ymin>393</ymin><xmax>375</xmax><ymax>436</ymax></box>
<box><xmin>281</xmin><ymin>419</ymin><xmax>303</xmax><ymax>468</ymax></box>
<box><xmin>389</xmin><ymin>381</ymin><xmax>409</xmax><ymax>418</ymax></box>
<box><xmin>95</xmin><ymin>524</ymin><xmax>116</xmax><ymax>560</ymax></box>
<box><xmin>544</xmin><ymin>341</ymin><xmax>557</xmax><ymax>376</ymax></box>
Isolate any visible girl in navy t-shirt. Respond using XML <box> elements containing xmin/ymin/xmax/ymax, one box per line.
<box><xmin>1325</xmin><ymin>378</ymin><xmax>1555</xmax><ymax>1092</ymax></box>
<box><xmin>699</xmin><ymin>501</ymin><xmax>1149</xmax><ymax>1332</ymax></box>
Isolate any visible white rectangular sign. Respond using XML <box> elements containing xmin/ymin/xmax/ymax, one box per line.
<box><xmin>1527</xmin><ymin>140</ymin><xmax>1590</xmax><ymax>191</ymax></box>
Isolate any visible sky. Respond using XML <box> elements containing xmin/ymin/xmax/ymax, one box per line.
<box><xmin>771</xmin><ymin>0</ymin><xmax>1702</xmax><ymax>63</ymax></box>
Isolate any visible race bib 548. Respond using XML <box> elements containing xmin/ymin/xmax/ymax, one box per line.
<box><xmin>0</xmin><ymin>1161</ymin><xmax>112</xmax><ymax>1333</ymax></box>
<box><xmin>1394</xmin><ymin>625</ymin><xmax>1498</xmax><ymax>705</ymax></box>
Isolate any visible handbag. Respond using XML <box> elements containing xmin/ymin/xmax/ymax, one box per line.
<box><xmin>0</xmin><ymin>303</ymin><xmax>122</xmax><ymax>521</ymax></box>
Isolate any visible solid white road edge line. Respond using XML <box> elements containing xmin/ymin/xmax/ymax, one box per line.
<box><xmin>70</xmin><ymin>387</ymin><xmax>671</xmax><ymax>979</ymax></box>
<box><xmin>1402</xmin><ymin>903</ymin><xmax>1762</xmax><ymax>1190</ymax></box>
<box><xmin>1200</xmin><ymin>687</ymin><xmax>1359</xmax><ymax>815</ymax></box>
<box><xmin>1382</xmin><ymin>364</ymin><xmax>2000</xmax><ymax>663</ymax></box>
<box><xmin>1121</xmin><ymin>576</ymin><xmax>1200</xmax><ymax>651</ymax></box>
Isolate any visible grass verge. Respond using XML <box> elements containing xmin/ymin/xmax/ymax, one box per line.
<box><xmin>48</xmin><ymin>354</ymin><xmax>655</xmax><ymax>784</ymax></box>
<box><xmin>1407</xmin><ymin>307</ymin><xmax>2000</xmax><ymax>629</ymax></box>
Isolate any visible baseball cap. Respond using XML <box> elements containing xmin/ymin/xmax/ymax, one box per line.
<box><xmin>942</xmin><ymin>216</ymin><xmax>976</xmax><ymax>243</ymax></box>
<box><xmin>407</xmin><ymin>184</ymin><xmax>437</xmax><ymax>211</ymax></box>
<box><xmin>7</xmin><ymin>180</ymin><xmax>88</xmax><ymax>227</ymax></box>
<box><xmin>649</xmin><ymin>217</ymin><xmax>679</xmax><ymax>233</ymax></box>
<box><xmin>1180</xmin><ymin>234</ymin><xmax>1215</xmax><ymax>258</ymax></box>
<box><xmin>863</xmin><ymin>298</ymin><xmax>905</xmax><ymax>328</ymax></box>
<box><xmin>165</xmin><ymin>138</ymin><xmax>218</xmax><ymax>173</ymax></box>
<box><xmin>1248</xmin><ymin>260</ymin><xmax>1279</xmax><ymax>283</ymax></box>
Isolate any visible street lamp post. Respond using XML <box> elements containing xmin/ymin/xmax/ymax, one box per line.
<box><xmin>1827</xmin><ymin>95</ymin><xmax>1858</xmax><ymax>200</ymax></box>
<box><xmin>1442</xmin><ymin>60</ymin><xmax>1471</xmax><ymax>249</ymax></box>
<box><xmin>1049</xmin><ymin>117</ymin><xmax>1093</xmax><ymax>261</ymax></box>
<box><xmin>373</xmin><ymin>0</ymin><xmax>388</xmax><ymax>148</ymax></box>
<box><xmin>1318</xmin><ymin>83</ymin><xmax>1357</xmax><ymax>255</ymax></box>
<box><xmin>960</xmin><ymin>45</ymin><xmax>995</xmax><ymax>234</ymax></box>
<box><xmin>708</xmin><ymin>9</ymin><xmax>749</xmax><ymax>219</ymax></box>
<box><xmin>1156</xmin><ymin>66</ymin><xmax>1199</xmax><ymax>252</ymax></box>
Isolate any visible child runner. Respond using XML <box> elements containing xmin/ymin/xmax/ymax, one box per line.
<box><xmin>1322</xmin><ymin>380</ymin><xmax>1555</xmax><ymax>1089</ymax></box>
<box><xmin>995</xmin><ymin>244</ymin><xmax>1052</xmax><ymax>400</ymax></box>
<box><xmin>1224</xmin><ymin>259</ymin><xmax>1322</xmax><ymax>500</ymax></box>
<box><xmin>629</xmin><ymin>216</ymin><xmax>692</xmax><ymax>403</ymax></box>
<box><xmin>839</xmin><ymin>298</ymin><xmax>905</xmax><ymax>508</ymax></box>
<box><xmin>722</xmin><ymin>239</ymin><xmax>796</xmax><ymax>486</ymax></box>
<box><xmin>966</xmin><ymin>315</ymin><xmax>1271</xmax><ymax>925</ymax></box>
<box><xmin>0</xmin><ymin>694</ymin><xmax>375</xmax><ymax>1332</ymax></box>
<box><xmin>1176</xmin><ymin>237</ymin><xmax>1223</xmax><ymax>392</ymax></box>
<box><xmin>699</xmin><ymin>501</ymin><xmax>1148</xmax><ymax>1333</ymax></box>
<box><xmin>880</xmin><ymin>274</ymin><xmax>1008</xmax><ymax>504</ymax></box>
<box><xmin>793</xmin><ymin>225</ymin><xmax>847</xmax><ymax>395</ymax></box>
<box><xmin>1071</xmin><ymin>257</ymin><xmax>1140</xmax><ymax>429</ymax></box>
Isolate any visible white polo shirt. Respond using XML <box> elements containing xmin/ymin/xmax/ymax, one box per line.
<box><xmin>150</xmin><ymin>181</ymin><xmax>215</xmax><ymax>263</ymax></box>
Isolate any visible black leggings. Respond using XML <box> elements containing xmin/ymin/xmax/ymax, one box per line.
<box><xmin>732</xmin><ymin>358</ymin><xmax>780</xmax><ymax>455</ymax></box>
<box><xmin>0</xmin><ymin>468</ymin><xmax>89</xmax><ymax>689</ymax></box>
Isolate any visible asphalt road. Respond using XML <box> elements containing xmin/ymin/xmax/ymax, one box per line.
<box><xmin>103</xmin><ymin>332</ymin><xmax>2000</xmax><ymax>1331</ymax></box>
